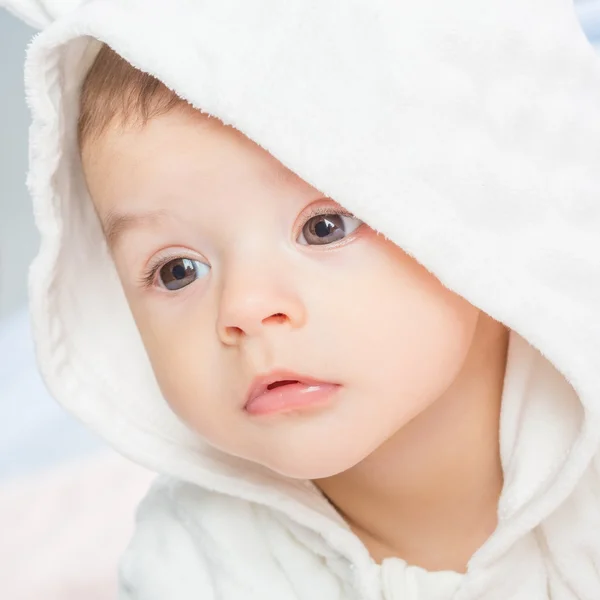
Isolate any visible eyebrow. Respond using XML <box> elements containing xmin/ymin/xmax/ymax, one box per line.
<box><xmin>101</xmin><ymin>209</ymin><xmax>170</xmax><ymax>250</ymax></box>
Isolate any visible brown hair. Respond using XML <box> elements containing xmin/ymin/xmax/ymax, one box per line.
<box><xmin>77</xmin><ymin>44</ymin><xmax>188</xmax><ymax>150</ymax></box>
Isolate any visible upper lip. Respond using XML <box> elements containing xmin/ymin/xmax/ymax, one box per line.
<box><xmin>244</xmin><ymin>369</ymin><xmax>335</xmax><ymax>407</ymax></box>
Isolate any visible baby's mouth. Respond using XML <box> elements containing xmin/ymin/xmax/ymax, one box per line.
<box><xmin>244</xmin><ymin>371</ymin><xmax>341</xmax><ymax>416</ymax></box>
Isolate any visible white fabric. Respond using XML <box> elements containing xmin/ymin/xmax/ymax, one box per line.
<box><xmin>1</xmin><ymin>0</ymin><xmax>80</xmax><ymax>28</ymax></box>
<box><xmin>2</xmin><ymin>0</ymin><xmax>600</xmax><ymax>598</ymax></box>
<box><xmin>118</xmin><ymin>476</ymin><xmax>465</xmax><ymax>600</ymax></box>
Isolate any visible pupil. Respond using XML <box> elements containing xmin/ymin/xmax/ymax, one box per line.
<box><xmin>315</xmin><ymin>218</ymin><xmax>335</xmax><ymax>237</ymax></box>
<box><xmin>172</xmin><ymin>263</ymin><xmax>187</xmax><ymax>280</ymax></box>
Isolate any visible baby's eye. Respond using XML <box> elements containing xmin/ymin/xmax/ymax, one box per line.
<box><xmin>297</xmin><ymin>211</ymin><xmax>363</xmax><ymax>246</ymax></box>
<box><xmin>157</xmin><ymin>258</ymin><xmax>209</xmax><ymax>291</ymax></box>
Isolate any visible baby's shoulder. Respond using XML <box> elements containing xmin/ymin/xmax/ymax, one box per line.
<box><xmin>118</xmin><ymin>476</ymin><xmax>348</xmax><ymax>600</ymax></box>
<box><xmin>132</xmin><ymin>474</ymin><xmax>263</xmax><ymax>531</ymax></box>
<box><xmin>131</xmin><ymin>475</ymin><xmax>286</xmax><ymax>555</ymax></box>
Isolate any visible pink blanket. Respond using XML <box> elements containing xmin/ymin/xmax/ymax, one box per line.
<box><xmin>0</xmin><ymin>452</ymin><xmax>154</xmax><ymax>600</ymax></box>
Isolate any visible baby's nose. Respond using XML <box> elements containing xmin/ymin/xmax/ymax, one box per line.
<box><xmin>216</xmin><ymin>268</ymin><xmax>306</xmax><ymax>342</ymax></box>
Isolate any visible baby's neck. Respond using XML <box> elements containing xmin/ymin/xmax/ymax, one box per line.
<box><xmin>313</xmin><ymin>317</ymin><xmax>508</xmax><ymax>574</ymax></box>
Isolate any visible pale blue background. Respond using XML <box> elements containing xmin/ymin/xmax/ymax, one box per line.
<box><xmin>0</xmin><ymin>12</ymin><xmax>36</xmax><ymax>319</ymax></box>
<box><xmin>0</xmin><ymin>3</ymin><xmax>599</xmax><ymax>481</ymax></box>
<box><xmin>0</xmin><ymin>10</ymin><xmax>105</xmax><ymax>481</ymax></box>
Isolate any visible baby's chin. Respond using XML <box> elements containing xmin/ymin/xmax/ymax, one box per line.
<box><xmin>248</xmin><ymin>433</ymin><xmax>382</xmax><ymax>481</ymax></box>
<box><xmin>265</xmin><ymin>457</ymin><xmax>365</xmax><ymax>481</ymax></box>
<box><xmin>222</xmin><ymin>404</ymin><xmax>403</xmax><ymax>480</ymax></box>
<box><xmin>198</xmin><ymin>390</ymin><xmax>403</xmax><ymax>480</ymax></box>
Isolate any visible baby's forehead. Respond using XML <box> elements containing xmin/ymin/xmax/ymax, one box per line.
<box><xmin>80</xmin><ymin>48</ymin><xmax>326</xmax><ymax>191</ymax></box>
<box><xmin>77</xmin><ymin>44</ymin><xmax>323</xmax><ymax>206</ymax></box>
<box><xmin>83</xmin><ymin>109</ymin><xmax>327</xmax><ymax>234</ymax></box>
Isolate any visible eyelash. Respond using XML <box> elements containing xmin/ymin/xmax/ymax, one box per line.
<box><xmin>138</xmin><ymin>206</ymin><xmax>357</xmax><ymax>290</ymax></box>
<box><xmin>140</xmin><ymin>263</ymin><xmax>164</xmax><ymax>289</ymax></box>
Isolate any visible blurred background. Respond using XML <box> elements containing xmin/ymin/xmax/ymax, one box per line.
<box><xmin>0</xmin><ymin>13</ymin><xmax>106</xmax><ymax>481</ymax></box>
<box><xmin>0</xmin><ymin>2</ymin><xmax>599</xmax><ymax>599</ymax></box>
<box><xmin>0</xmin><ymin>12</ymin><xmax>35</xmax><ymax>320</ymax></box>
<box><xmin>0</xmin><ymin>11</ymin><xmax>154</xmax><ymax>600</ymax></box>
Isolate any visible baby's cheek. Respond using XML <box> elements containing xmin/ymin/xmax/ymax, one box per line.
<box><xmin>346</xmin><ymin>244</ymin><xmax>479</xmax><ymax>403</ymax></box>
<box><xmin>130</xmin><ymin>311</ymin><xmax>213</xmax><ymax>420</ymax></box>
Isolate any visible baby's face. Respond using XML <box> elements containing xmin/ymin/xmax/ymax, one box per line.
<box><xmin>83</xmin><ymin>108</ymin><xmax>480</xmax><ymax>479</ymax></box>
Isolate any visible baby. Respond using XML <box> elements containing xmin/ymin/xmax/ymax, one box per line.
<box><xmin>6</xmin><ymin>0</ymin><xmax>600</xmax><ymax>598</ymax></box>
<box><xmin>80</xmin><ymin>44</ymin><xmax>509</xmax><ymax>577</ymax></box>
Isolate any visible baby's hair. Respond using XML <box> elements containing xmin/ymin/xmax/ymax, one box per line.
<box><xmin>78</xmin><ymin>44</ymin><xmax>188</xmax><ymax>150</ymax></box>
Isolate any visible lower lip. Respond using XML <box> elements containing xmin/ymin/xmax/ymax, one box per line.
<box><xmin>245</xmin><ymin>383</ymin><xmax>341</xmax><ymax>416</ymax></box>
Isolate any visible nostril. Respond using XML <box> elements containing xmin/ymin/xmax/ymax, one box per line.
<box><xmin>265</xmin><ymin>313</ymin><xmax>287</xmax><ymax>324</ymax></box>
<box><xmin>267</xmin><ymin>380</ymin><xmax>298</xmax><ymax>390</ymax></box>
